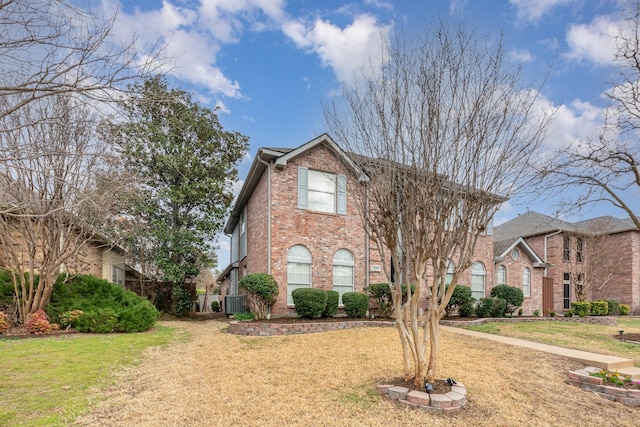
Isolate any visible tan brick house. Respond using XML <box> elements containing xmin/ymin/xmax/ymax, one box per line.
<box><xmin>218</xmin><ymin>134</ymin><xmax>497</xmax><ymax>317</ymax></box>
<box><xmin>494</xmin><ymin>211</ymin><xmax>640</xmax><ymax>315</ymax></box>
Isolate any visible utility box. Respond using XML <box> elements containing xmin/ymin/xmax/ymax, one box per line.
<box><xmin>224</xmin><ymin>295</ymin><xmax>248</xmax><ymax>316</ymax></box>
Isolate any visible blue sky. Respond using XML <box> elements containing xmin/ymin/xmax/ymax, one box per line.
<box><xmin>106</xmin><ymin>0</ymin><xmax>635</xmax><ymax>268</ymax></box>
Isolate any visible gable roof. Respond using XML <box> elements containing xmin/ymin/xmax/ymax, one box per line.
<box><xmin>494</xmin><ymin>236</ymin><xmax>550</xmax><ymax>267</ymax></box>
<box><xmin>224</xmin><ymin>133</ymin><xmax>368</xmax><ymax>234</ymax></box>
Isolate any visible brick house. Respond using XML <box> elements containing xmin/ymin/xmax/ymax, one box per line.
<box><xmin>218</xmin><ymin>134</ymin><xmax>497</xmax><ymax>317</ymax></box>
<box><xmin>494</xmin><ymin>211</ymin><xmax>640</xmax><ymax>315</ymax></box>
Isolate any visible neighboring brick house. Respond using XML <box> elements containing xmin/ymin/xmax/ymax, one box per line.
<box><xmin>494</xmin><ymin>211</ymin><xmax>640</xmax><ymax>315</ymax></box>
<box><xmin>218</xmin><ymin>134</ymin><xmax>497</xmax><ymax>317</ymax></box>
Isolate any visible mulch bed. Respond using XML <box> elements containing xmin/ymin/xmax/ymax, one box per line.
<box><xmin>613</xmin><ymin>332</ymin><xmax>640</xmax><ymax>343</ymax></box>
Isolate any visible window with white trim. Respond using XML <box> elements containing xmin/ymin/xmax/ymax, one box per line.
<box><xmin>445</xmin><ymin>259</ymin><xmax>455</xmax><ymax>286</ymax></box>
<box><xmin>522</xmin><ymin>267</ymin><xmax>531</xmax><ymax>297</ymax></box>
<box><xmin>497</xmin><ymin>265</ymin><xmax>506</xmax><ymax>285</ymax></box>
<box><xmin>298</xmin><ymin>167</ymin><xmax>346</xmax><ymax>214</ymax></box>
<box><xmin>333</xmin><ymin>249</ymin><xmax>354</xmax><ymax>305</ymax></box>
<box><xmin>112</xmin><ymin>265</ymin><xmax>124</xmax><ymax>286</ymax></box>
<box><xmin>471</xmin><ymin>262</ymin><xmax>485</xmax><ymax>300</ymax></box>
<box><xmin>239</xmin><ymin>208</ymin><xmax>247</xmax><ymax>258</ymax></box>
<box><xmin>287</xmin><ymin>245</ymin><xmax>312</xmax><ymax>305</ymax></box>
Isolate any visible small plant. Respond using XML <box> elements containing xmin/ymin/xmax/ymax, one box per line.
<box><xmin>59</xmin><ymin>309</ymin><xmax>84</xmax><ymax>330</ymax></box>
<box><xmin>0</xmin><ymin>311</ymin><xmax>8</xmax><ymax>334</ymax></box>
<box><xmin>564</xmin><ymin>309</ymin><xmax>574</xmax><ymax>317</ymax></box>
<box><xmin>590</xmin><ymin>370</ymin><xmax>640</xmax><ymax>390</ymax></box>
<box><xmin>549</xmin><ymin>310</ymin><xmax>556</xmax><ymax>317</ymax></box>
<box><xmin>342</xmin><ymin>292</ymin><xmax>368</xmax><ymax>318</ymax></box>
<box><xmin>518</xmin><ymin>308</ymin><xmax>523</xmax><ymax>317</ymax></box>
<box><xmin>211</xmin><ymin>301</ymin><xmax>221</xmax><ymax>312</ymax></box>
<box><xmin>619</xmin><ymin>304</ymin><xmax>630</xmax><ymax>315</ymax></box>
<box><xmin>26</xmin><ymin>310</ymin><xmax>59</xmax><ymax>334</ymax></box>
<box><xmin>533</xmin><ymin>309</ymin><xmax>540</xmax><ymax>317</ymax></box>
<box><xmin>233</xmin><ymin>312</ymin><xmax>254</xmax><ymax>321</ymax></box>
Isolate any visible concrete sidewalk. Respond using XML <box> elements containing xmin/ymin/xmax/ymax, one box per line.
<box><xmin>441</xmin><ymin>325</ymin><xmax>640</xmax><ymax>379</ymax></box>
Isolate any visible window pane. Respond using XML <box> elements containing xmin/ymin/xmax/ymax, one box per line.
<box><xmin>471</xmin><ymin>262</ymin><xmax>485</xmax><ymax>300</ymax></box>
<box><xmin>497</xmin><ymin>265</ymin><xmax>506</xmax><ymax>285</ymax></box>
<box><xmin>522</xmin><ymin>268</ymin><xmax>531</xmax><ymax>297</ymax></box>
<box><xmin>308</xmin><ymin>170</ymin><xmax>336</xmax><ymax>192</ymax></box>
<box><xmin>308</xmin><ymin>190</ymin><xmax>335</xmax><ymax>213</ymax></box>
<box><xmin>333</xmin><ymin>249</ymin><xmax>354</xmax><ymax>305</ymax></box>
<box><xmin>288</xmin><ymin>245</ymin><xmax>311</xmax><ymax>305</ymax></box>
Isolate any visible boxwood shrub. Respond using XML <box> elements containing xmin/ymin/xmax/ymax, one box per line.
<box><xmin>364</xmin><ymin>283</ymin><xmax>415</xmax><ymax>318</ymax></box>
<box><xmin>619</xmin><ymin>304</ymin><xmax>630</xmax><ymax>315</ymax></box>
<box><xmin>491</xmin><ymin>298</ymin><xmax>507</xmax><ymax>318</ymax></box>
<box><xmin>589</xmin><ymin>300</ymin><xmax>608</xmax><ymax>316</ymax></box>
<box><xmin>475</xmin><ymin>298</ymin><xmax>494</xmax><ymax>318</ymax></box>
<box><xmin>292</xmin><ymin>288</ymin><xmax>327</xmax><ymax>319</ymax></box>
<box><xmin>342</xmin><ymin>292</ymin><xmax>368</xmax><ymax>318</ymax></box>
<box><xmin>445</xmin><ymin>285</ymin><xmax>473</xmax><ymax>317</ymax></box>
<box><xmin>47</xmin><ymin>274</ymin><xmax>158</xmax><ymax>333</ymax></box>
<box><xmin>458</xmin><ymin>299</ymin><xmax>475</xmax><ymax>317</ymax></box>
<box><xmin>323</xmin><ymin>290</ymin><xmax>339</xmax><ymax>318</ymax></box>
<box><xmin>605</xmin><ymin>299</ymin><xmax>619</xmax><ymax>315</ymax></box>
<box><xmin>571</xmin><ymin>301</ymin><xmax>591</xmax><ymax>317</ymax></box>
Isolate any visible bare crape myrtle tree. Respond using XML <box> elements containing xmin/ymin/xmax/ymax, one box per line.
<box><xmin>326</xmin><ymin>24</ymin><xmax>552</xmax><ymax>387</ymax></box>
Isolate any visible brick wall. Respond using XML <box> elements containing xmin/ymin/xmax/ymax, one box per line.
<box><xmin>495</xmin><ymin>248</ymin><xmax>543</xmax><ymax>315</ymax></box>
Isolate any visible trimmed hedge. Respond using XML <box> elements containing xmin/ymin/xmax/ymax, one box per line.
<box><xmin>605</xmin><ymin>299</ymin><xmax>619</xmax><ymax>315</ymax></box>
<box><xmin>458</xmin><ymin>299</ymin><xmax>475</xmax><ymax>317</ymax></box>
<box><xmin>476</xmin><ymin>298</ymin><xmax>494</xmax><ymax>318</ymax></box>
<box><xmin>445</xmin><ymin>285</ymin><xmax>473</xmax><ymax>317</ymax></box>
<box><xmin>47</xmin><ymin>274</ymin><xmax>158</xmax><ymax>333</ymax></box>
<box><xmin>342</xmin><ymin>292</ymin><xmax>368</xmax><ymax>318</ymax></box>
<box><xmin>323</xmin><ymin>290</ymin><xmax>339</xmax><ymax>318</ymax></box>
<box><xmin>590</xmin><ymin>300</ymin><xmax>608</xmax><ymax>316</ymax></box>
<box><xmin>619</xmin><ymin>304</ymin><xmax>630</xmax><ymax>315</ymax></box>
<box><xmin>571</xmin><ymin>301</ymin><xmax>591</xmax><ymax>317</ymax></box>
<box><xmin>292</xmin><ymin>288</ymin><xmax>327</xmax><ymax>319</ymax></box>
<box><xmin>491</xmin><ymin>298</ymin><xmax>507</xmax><ymax>318</ymax></box>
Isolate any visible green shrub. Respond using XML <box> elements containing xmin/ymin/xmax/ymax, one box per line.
<box><xmin>342</xmin><ymin>292</ymin><xmax>369</xmax><ymax>318</ymax></box>
<box><xmin>445</xmin><ymin>285</ymin><xmax>473</xmax><ymax>317</ymax></box>
<box><xmin>234</xmin><ymin>312</ymin><xmax>254</xmax><ymax>321</ymax></box>
<box><xmin>364</xmin><ymin>283</ymin><xmax>415</xmax><ymax>318</ymax></box>
<box><xmin>47</xmin><ymin>274</ymin><xmax>158</xmax><ymax>333</ymax></box>
<box><xmin>571</xmin><ymin>301</ymin><xmax>591</xmax><ymax>317</ymax></box>
<box><xmin>490</xmin><ymin>298</ymin><xmax>507</xmax><ymax>318</ymax></box>
<box><xmin>172</xmin><ymin>285</ymin><xmax>194</xmax><ymax>315</ymax></box>
<box><xmin>564</xmin><ymin>309</ymin><xmax>574</xmax><ymax>317</ymax></box>
<box><xmin>211</xmin><ymin>301</ymin><xmax>221</xmax><ymax>312</ymax></box>
<box><xmin>518</xmin><ymin>308</ymin><xmax>523</xmax><ymax>316</ymax></box>
<box><xmin>549</xmin><ymin>310</ymin><xmax>556</xmax><ymax>317</ymax></box>
<box><xmin>58</xmin><ymin>309</ymin><xmax>84</xmax><ymax>330</ymax></box>
<box><xmin>239</xmin><ymin>273</ymin><xmax>279</xmax><ymax>320</ymax></box>
<box><xmin>458</xmin><ymin>299</ymin><xmax>475</xmax><ymax>317</ymax></box>
<box><xmin>475</xmin><ymin>298</ymin><xmax>494</xmax><ymax>318</ymax></box>
<box><xmin>619</xmin><ymin>304</ymin><xmax>630</xmax><ymax>315</ymax></box>
<box><xmin>605</xmin><ymin>300</ymin><xmax>619</xmax><ymax>315</ymax></box>
<box><xmin>533</xmin><ymin>309</ymin><xmax>540</xmax><ymax>317</ymax></box>
<box><xmin>292</xmin><ymin>288</ymin><xmax>327</xmax><ymax>319</ymax></box>
<box><xmin>323</xmin><ymin>290</ymin><xmax>339</xmax><ymax>318</ymax></box>
<box><xmin>589</xmin><ymin>300</ymin><xmax>608</xmax><ymax>316</ymax></box>
<box><xmin>490</xmin><ymin>284</ymin><xmax>524</xmax><ymax>316</ymax></box>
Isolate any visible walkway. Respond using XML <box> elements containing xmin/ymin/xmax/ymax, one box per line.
<box><xmin>441</xmin><ymin>325</ymin><xmax>640</xmax><ymax>378</ymax></box>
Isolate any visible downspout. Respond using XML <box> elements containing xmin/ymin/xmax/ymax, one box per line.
<box><xmin>256</xmin><ymin>153</ymin><xmax>271</xmax><ymax>274</ymax></box>
<box><xmin>543</xmin><ymin>230</ymin><xmax>562</xmax><ymax>276</ymax></box>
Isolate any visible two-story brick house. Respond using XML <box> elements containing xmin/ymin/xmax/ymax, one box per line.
<box><xmin>218</xmin><ymin>134</ymin><xmax>497</xmax><ymax>317</ymax></box>
<box><xmin>494</xmin><ymin>211</ymin><xmax>640</xmax><ymax>315</ymax></box>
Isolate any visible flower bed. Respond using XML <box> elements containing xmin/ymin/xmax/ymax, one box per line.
<box><xmin>567</xmin><ymin>367</ymin><xmax>640</xmax><ymax>407</ymax></box>
<box><xmin>376</xmin><ymin>381</ymin><xmax>467</xmax><ymax>413</ymax></box>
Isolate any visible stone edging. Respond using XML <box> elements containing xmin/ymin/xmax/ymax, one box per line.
<box><xmin>567</xmin><ymin>367</ymin><xmax>640</xmax><ymax>407</ymax></box>
<box><xmin>228</xmin><ymin>320</ymin><xmax>394</xmax><ymax>336</ymax></box>
<box><xmin>376</xmin><ymin>381</ymin><xmax>467</xmax><ymax>413</ymax></box>
<box><xmin>440</xmin><ymin>316</ymin><xmax>617</xmax><ymax>327</ymax></box>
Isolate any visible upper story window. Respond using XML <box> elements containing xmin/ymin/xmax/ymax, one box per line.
<box><xmin>563</xmin><ymin>235</ymin><xmax>570</xmax><ymax>261</ymax></box>
<box><xmin>497</xmin><ymin>265</ymin><xmax>506</xmax><ymax>285</ymax></box>
<box><xmin>298</xmin><ymin>167</ymin><xmax>346</xmax><ymax>214</ymax></box>
<box><xmin>576</xmin><ymin>237</ymin><xmax>583</xmax><ymax>263</ymax></box>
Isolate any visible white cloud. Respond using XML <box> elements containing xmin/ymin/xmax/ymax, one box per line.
<box><xmin>282</xmin><ymin>14</ymin><xmax>392</xmax><ymax>86</ymax></box>
<box><xmin>509</xmin><ymin>0</ymin><xmax>576</xmax><ymax>22</ymax></box>
<box><xmin>364</xmin><ymin>0</ymin><xmax>394</xmax><ymax>11</ymax></box>
<box><xmin>565</xmin><ymin>15</ymin><xmax>621</xmax><ymax>66</ymax></box>
<box><xmin>508</xmin><ymin>48</ymin><xmax>533</xmax><ymax>63</ymax></box>
<box><xmin>449</xmin><ymin>0</ymin><xmax>468</xmax><ymax>15</ymax></box>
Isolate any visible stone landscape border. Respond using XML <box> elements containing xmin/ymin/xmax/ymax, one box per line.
<box><xmin>376</xmin><ymin>381</ymin><xmax>467</xmax><ymax>413</ymax></box>
<box><xmin>567</xmin><ymin>367</ymin><xmax>640</xmax><ymax>407</ymax></box>
<box><xmin>228</xmin><ymin>319</ymin><xmax>394</xmax><ymax>336</ymax></box>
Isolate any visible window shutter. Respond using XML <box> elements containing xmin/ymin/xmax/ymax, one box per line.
<box><xmin>337</xmin><ymin>174</ymin><xmax>346</xmax><ymax>215</ymax></box>
<box><xmin>298</xmin><ymin>167</ymin><xmax>308</xmax><ymax>209</ymax></box>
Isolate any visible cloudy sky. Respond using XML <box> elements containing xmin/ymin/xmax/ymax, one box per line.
<box><xmin>104</xmin><ymin>0</ymin><xmax>633</xmax><ymax>268</ymax></box>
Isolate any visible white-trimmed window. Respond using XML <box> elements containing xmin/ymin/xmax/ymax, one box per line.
<box><xmin>239</xmin><ymin>208</ymin><xmax>247</xmax><ymax>258</ymax></box>
<box><xmin>522</xmin><ymin>267</ymin><xmax>531</xmax><ymax>297</ymax></box>
<box><xmin>112</xmin><ymin>265</ymin><xmax>124</xmax><ymax>286</ymax></box>
<box><xmin>298</xmin><ymin>167</ymin><xmax>346</xmax><ymax>214</ymax></box>
<box><xmin>287</xmin><ymin>245</ymin><xmax>312</xmax><ymax>305</ymax></box>
<box><xmin>445</xmin><ymin>259</ymin><xmax>455</xmax><ymax>286</ymax></box>
<box><xmin>471</xmin><ymin>262</ymin><xmax>485</xmax><ymax>300</ymax></box>
<box><xmin>333</xmin><ymin>249</ymin><xmax>354</xmax><ymax>305</ymax></box>
<box><xmin>497</xmin><ymin>265</ymin><xmax>507</xmax><ymax>285</ymax></box>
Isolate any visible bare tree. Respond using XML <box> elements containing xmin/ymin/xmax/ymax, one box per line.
<box><xmin>542</xmin><ymin>2</ymin><xmax>640</xmax><ymax>229</ymax></box>
<box><xmin>0</xmin><ymin>94</ymin><xmax>133</xmax><ymax>322</ymax></box>
<box><xmin>0</xmin><ymin>0</ymin><xmax>162</xmax><ymax>121</ymax></box>
<box><xmin>326</xmin><ymin>24</ymin><xmax>551</xmax><ymax>387</ymax></box>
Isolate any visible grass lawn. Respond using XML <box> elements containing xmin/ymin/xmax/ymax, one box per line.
<box><xmin>0</xmin><ymin>326</ymin><xmax>174</xmax><ymax>427</ymax></box>
<box><xmin>465</xmin><ymin>317</ymin><xmax>640</xmax><ymax>366</ymax></box>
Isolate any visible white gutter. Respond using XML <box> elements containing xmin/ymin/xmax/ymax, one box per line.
<box><xmin>256</xmin><ymin>153</ymin><xmax>271</xmax><ymax>274</ymax></box>
<box><xmin>543</xmin><ymin>230</ymin><xmax>562</xmax><ymax>276</ymax></box>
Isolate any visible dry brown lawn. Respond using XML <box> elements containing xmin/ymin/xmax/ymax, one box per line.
<box><xmin>74</xmin><ymin>319</ymin><xmax>638</xmax><ymax>427</ymax></box>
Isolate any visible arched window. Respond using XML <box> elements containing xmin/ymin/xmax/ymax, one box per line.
<box><xmin>333</xmin><ymin>249</ymin><xmax>354</xmax><ymax>305</ymax></box>
<box><xmin>522</xmin><ymin>267</ymin><xmax>531</xmax><ymax>297</ymax></box>
<box><xmin>471</xmin><ymin>262</ymin><xmax>485</xmax><ymax>300</ymax></box>
<box><xmin>445</xmin><ymin>259</ymin><xmax>455</xmax><ymax>286</ymax></box>
<box><xmin>287</xmin><ymin>245</ymin><xmax>312</xmax><ymax>305</ymax></box>
<box><xmin>497</xmin><ymin>265</ymin><xmax>507</xmax><ymax>285</ymax></box>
